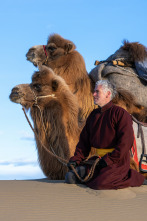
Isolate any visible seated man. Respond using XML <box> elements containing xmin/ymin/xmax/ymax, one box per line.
<box><xmin>65</xmin><ymin>80</ymin><xmax>145</xmax><ymax>189</ymax></box>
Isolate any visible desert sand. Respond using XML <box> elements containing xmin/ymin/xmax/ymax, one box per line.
<box><xmin>0</xmin><ymin>179</ymin><xmax>147</xmax><ymax>221</ymax></box>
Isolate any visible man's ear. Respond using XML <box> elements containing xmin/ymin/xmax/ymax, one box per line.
<box><xmin>106</xmin><ymin>91</ymin><xmax>111</xmax><ymax>98</ymax></box>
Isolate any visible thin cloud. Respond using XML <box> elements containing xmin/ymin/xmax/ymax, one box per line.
<box><xmin>0</xmin><ymin>159</ymin><xmax>38</xmax><ymax>167</ymax></box>
<box><xmin>19</xmin><ymin>130</ymin><xmax>35</xmax><ymax>141</ymax></box>
<box><xmin>21</xmin><ymin>137</ymin><xmax>35</xmax><ymax>141</ymax></box>
<box><xmin>0</xmin><ymin>159</ymin><xmax>45</xmax><ymax>180</ymax></box>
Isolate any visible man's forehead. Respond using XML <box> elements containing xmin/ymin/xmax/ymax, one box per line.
<box><xmin>94</xmin><ymin>85</ymin><xmax>103</xmax><ymax>90</ymax></box>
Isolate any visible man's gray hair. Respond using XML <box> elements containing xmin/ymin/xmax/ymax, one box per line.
<box><xmin>95</xmin><ymin>80</ymin><xmax>117</xmax><ymax>99</ymax></box>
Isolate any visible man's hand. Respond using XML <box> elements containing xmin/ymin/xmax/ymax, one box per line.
<box><xmin>67</xmin><ymin>161</ymin><xmax>78</xmax><ymax>170</ymax></box>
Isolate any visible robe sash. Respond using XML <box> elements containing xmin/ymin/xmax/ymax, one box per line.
<box><xmin>96</xmin><ymin>148</ymin><xmax>115</xmax><ymax>157</ymax></box>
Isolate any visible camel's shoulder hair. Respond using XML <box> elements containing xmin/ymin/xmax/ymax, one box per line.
<box><xmin>121</xmin><ymin>40</ymin><xmax>147</xmax><ymax>62</ymax></box>
<box><xmin>112</xmin><ymin>88</ymin><xmax>147</xmax><ymax>122</ymax></box>
<box><xmin>112</xmin><ymin>88</ymin><xmax>137</xmax><ymax>109</ymax></box>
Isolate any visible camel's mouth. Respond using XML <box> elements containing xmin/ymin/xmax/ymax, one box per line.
<box><xmin>26</xmin><ymin>54</ymin><xmax>41</xmax><ymax>67</ymax></box>
<box><xmin>9</xmin><ymin>88</ymin><xmax>23</xmax><ymax>104</ymax></box>
<box><xmin>26</xmin><ymin>50</ymin><xmax>37</xmax><ymax>66</ymax></box>
<box><xmin>26</xmin><ymin>45</ymin><xmax>45</xmax><ymax>67</ymax></box>
<box><xmin>32</xmin><ymin>61</ymin><xmax>38</xmax><ymax>67</ymax></box>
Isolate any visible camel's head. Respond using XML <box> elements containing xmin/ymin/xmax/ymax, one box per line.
<box><xmin>10</xmin><ymin>66</ymin><xmax>75</xmax><ymax>109</ymax></box>
<box><xmin>9</xmin><ymin>83</ymin><xmax>34</xmax><ymax>109</ymax></box>
<box><xmin>26</xmin><ymin>34</ymin><xmax>76</xmax><ymax>67</ymax></box>
<box><xmin>110</xmin><ymin>40</ymin><xmax>147</xmax><ymax>63</ymax></box>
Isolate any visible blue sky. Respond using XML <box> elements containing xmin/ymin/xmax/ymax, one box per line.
<box><xmin>0</xmin><ymin>0</ymin><xmax>147</xmax><ymax>180</ymax></box>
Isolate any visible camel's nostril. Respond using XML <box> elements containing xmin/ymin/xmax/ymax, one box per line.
<box><xmin>26</xmin><ymin>48</ymin><xmax>36</xmax><ymax>59</ymax></box>
<box><xmin>11</xmin><ymin>87</ymin><xmax>19</xmax><ymax>94</ymax></box>
<box><xmin>32</xmin><ymin>52</ymin><xmax>35</xmax><ymax>59</ymax></box>
<box><xmin>9</xmin><ymin>87</ymin><xmax>21</xmax><ymax>102</ymax></box>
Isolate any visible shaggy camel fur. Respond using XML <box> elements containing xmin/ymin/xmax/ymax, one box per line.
<box><xmin>26</xmin><ymin>34</ymin><xmax>146</xmax><ymax>122</ymax></box>
<box><xmin>122</xmin><ymin>40</ymin><xmax>147</xmax><ymax>62</ymax></box>
<box><xmin>10</xmin><ymin>66</ymin><xmax>146</xmax><ymax>179</ymax></box>
<box><xmin>112</xmin><ymin>88</ymin><xmax>147</xmax><ymax>123</ymax></box>
<box><xmin>26</xmin><ymin>34</ymin><xmax>96</xmax><ymax>121</ymax></box>
<box><xmin>107</xmin><ymin>40</ymin><xmax>147</xmax><ymax>62</ymax></box>
<box><xmin>10</xmin><ymin>66</ymin><xmax>81</xmax><ymax>179</ymax></box>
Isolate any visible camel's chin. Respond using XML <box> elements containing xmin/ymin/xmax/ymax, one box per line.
<box><xmin>10</xmin><ymin>96</ymin><xmax>22</xmax><ymax>104</ymax></box>
<box><xmin>26</xmin><ymin>53</ymin><xmax>37</xmax><ymax>66</ymax></box>
<box><xmin>9</xmin><ymin>91</ymin><xmax>23</xmax><ymax>104</ymax></box>
<box><xmin>32</xmin><ymin>61</ymin><xmax>38</xmax><ymax>67</ymax></box>
<box><xmin>26</xmin><ymin>57</ymin><xmax>37</xmax><ymax>67</ymax></box>
<box><xmin>14</xmin><ymin>99</ymin><xmax>22</xmax><ymax>104</ymax></box>
<box><xmin>27</xmin><ymin>59</ymin><xmax>41</xmax><ymax>67</ymax></box>
<box><xmin>26</xmin><ymin>51</ymin><xmax>44</xmax><ymax>67</ymax></box>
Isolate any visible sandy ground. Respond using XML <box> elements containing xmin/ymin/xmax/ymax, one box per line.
<box><xmin>0</xmin><ymin>179</ymin><xmax>147</xmax><ymax>221</ymax></box>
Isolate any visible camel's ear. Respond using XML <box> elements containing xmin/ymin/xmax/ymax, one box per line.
<box><xmin>52</xmin><ymin>80</ymin><xmax>58</xmax><ymax>92</ymax></box>
<box><xmin>64</xmin><ymin>43</ymin><xmax>75</xmax><ymax>53</ymax></box>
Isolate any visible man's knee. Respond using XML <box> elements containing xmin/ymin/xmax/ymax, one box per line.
<box><xmin>65</xmin><ymin>171</ymin><xmax>78</xmax><ymax>184</ymax></box>
<box><xmin>65</xmin><ymin>166</ymin><xmax>86</xmax><ymax>184</ymax></box>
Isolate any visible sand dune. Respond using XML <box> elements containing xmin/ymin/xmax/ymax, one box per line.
<box><xmin>0</xmin><ymin>179</ymin><xmax>147</xmax><ymax>221</ymax></box>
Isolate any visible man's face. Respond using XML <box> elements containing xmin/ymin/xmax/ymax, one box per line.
<box><xmin>93</xmin><ymin>85</ymin><xmax>111</xmax><ymax>107</ymax></box>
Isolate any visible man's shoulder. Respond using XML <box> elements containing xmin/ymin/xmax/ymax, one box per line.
<box><xmin>87</xmin><ymin>108</ymin><xmax>97</xmax><ymax>118</ymax></box>
<box><xmin>112</xmin><ymin>104</ymin><xmax>125</xmax><ymax>111</ymax></box>
<box><xmin>111</xmin><ymin>104</ymin><xmax>132</xmax><ymax>118</ymax></box>
<box><xmin>86</xmin><ymin>108</ymin><xmax>100</xmax><ymax>121</ymax></box>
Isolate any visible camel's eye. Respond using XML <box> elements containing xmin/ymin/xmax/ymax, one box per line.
<box><xmin>52</xmin><ymin>80</ymin><xmax>58</xmax><ymax>91</ymax></box>
<box><xmin>32</xmin><ymin>84</ymin><xmax>42</xmax><ymax>92</ymax></box>
<box><xmin>47</xmin><ymin>46</ymin><xmax>57</xmax><ymax>51</ymax></box>
<box><xmin>47</xmin><ymin>43</ymin><xmax>57</xmax><ymax>52</ymax></box>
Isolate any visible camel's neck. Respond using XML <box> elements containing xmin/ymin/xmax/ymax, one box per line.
<box><xmin>30</xmin><ymin>102</ymin><xmax>72</xmax><ymax>178</ymax></box>
<box><xmin>52</xmin><ymin>66</ymin><xmax>96</xmax><ymax>121</ymax></box>
<box><xmin>31</xmin><ymin>102</ymin><xmax>70</xmax><ymax>160</ymax></box>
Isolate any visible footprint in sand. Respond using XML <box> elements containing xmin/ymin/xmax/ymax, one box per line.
<box><xmin>86</xmin><ymin>188</ymin><xmax>136</xmax><ymax>200</ymax></box>
<box><xmin>86</xmin><ymin>185</ymin><xmax>147</xmax><ymax>200</ymax></box>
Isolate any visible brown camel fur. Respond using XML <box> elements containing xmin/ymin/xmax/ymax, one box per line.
<box><xmin>112</xmin><ymin>88</ymin><xmax>147</xmax><ymax>123</ymax></box>
<box><xmin>26</xmin><ymin>34</ymin><xmax>146</xmax><ymax>123</ymax></box>
<box><xmin>26</xmin><ymin>34</ymin><xmax>96</xmax><ymax>121</ymax></box>
<box><xmin>105</xmin><ymin>40</ymin><xmax>147</xmax><ymax>65</ymax></box>
<box><xmin>10</xmin><ymin>66</ymin><xmax>147</xmax><ymax>179</ymax></box>
<box><xmin>122</xmin><ymin>40</ymin><xmax>147</xmax><ymax>62</ymax></box>
<box><xmin>10</xmin><ymin>66</ymin><xmax>81</xmax><ymax>179</ymax></box>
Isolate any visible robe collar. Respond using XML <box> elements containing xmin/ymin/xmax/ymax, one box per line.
<box><xmin>98</xmin><ymin>101</ymin><xmax>113</xmax><ymax>113</ymax></box>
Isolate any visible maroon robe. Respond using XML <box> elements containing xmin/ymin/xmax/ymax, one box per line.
<box><xmin>70</xmin><ymin>101</ymin><xmax>144</xmax><ymax>189</ymax></box>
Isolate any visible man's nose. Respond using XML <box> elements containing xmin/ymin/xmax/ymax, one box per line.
<box><xmin>93</xmin><ymin>91</ymin><xmax>96</xmax><ymax>96</ymax></box>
